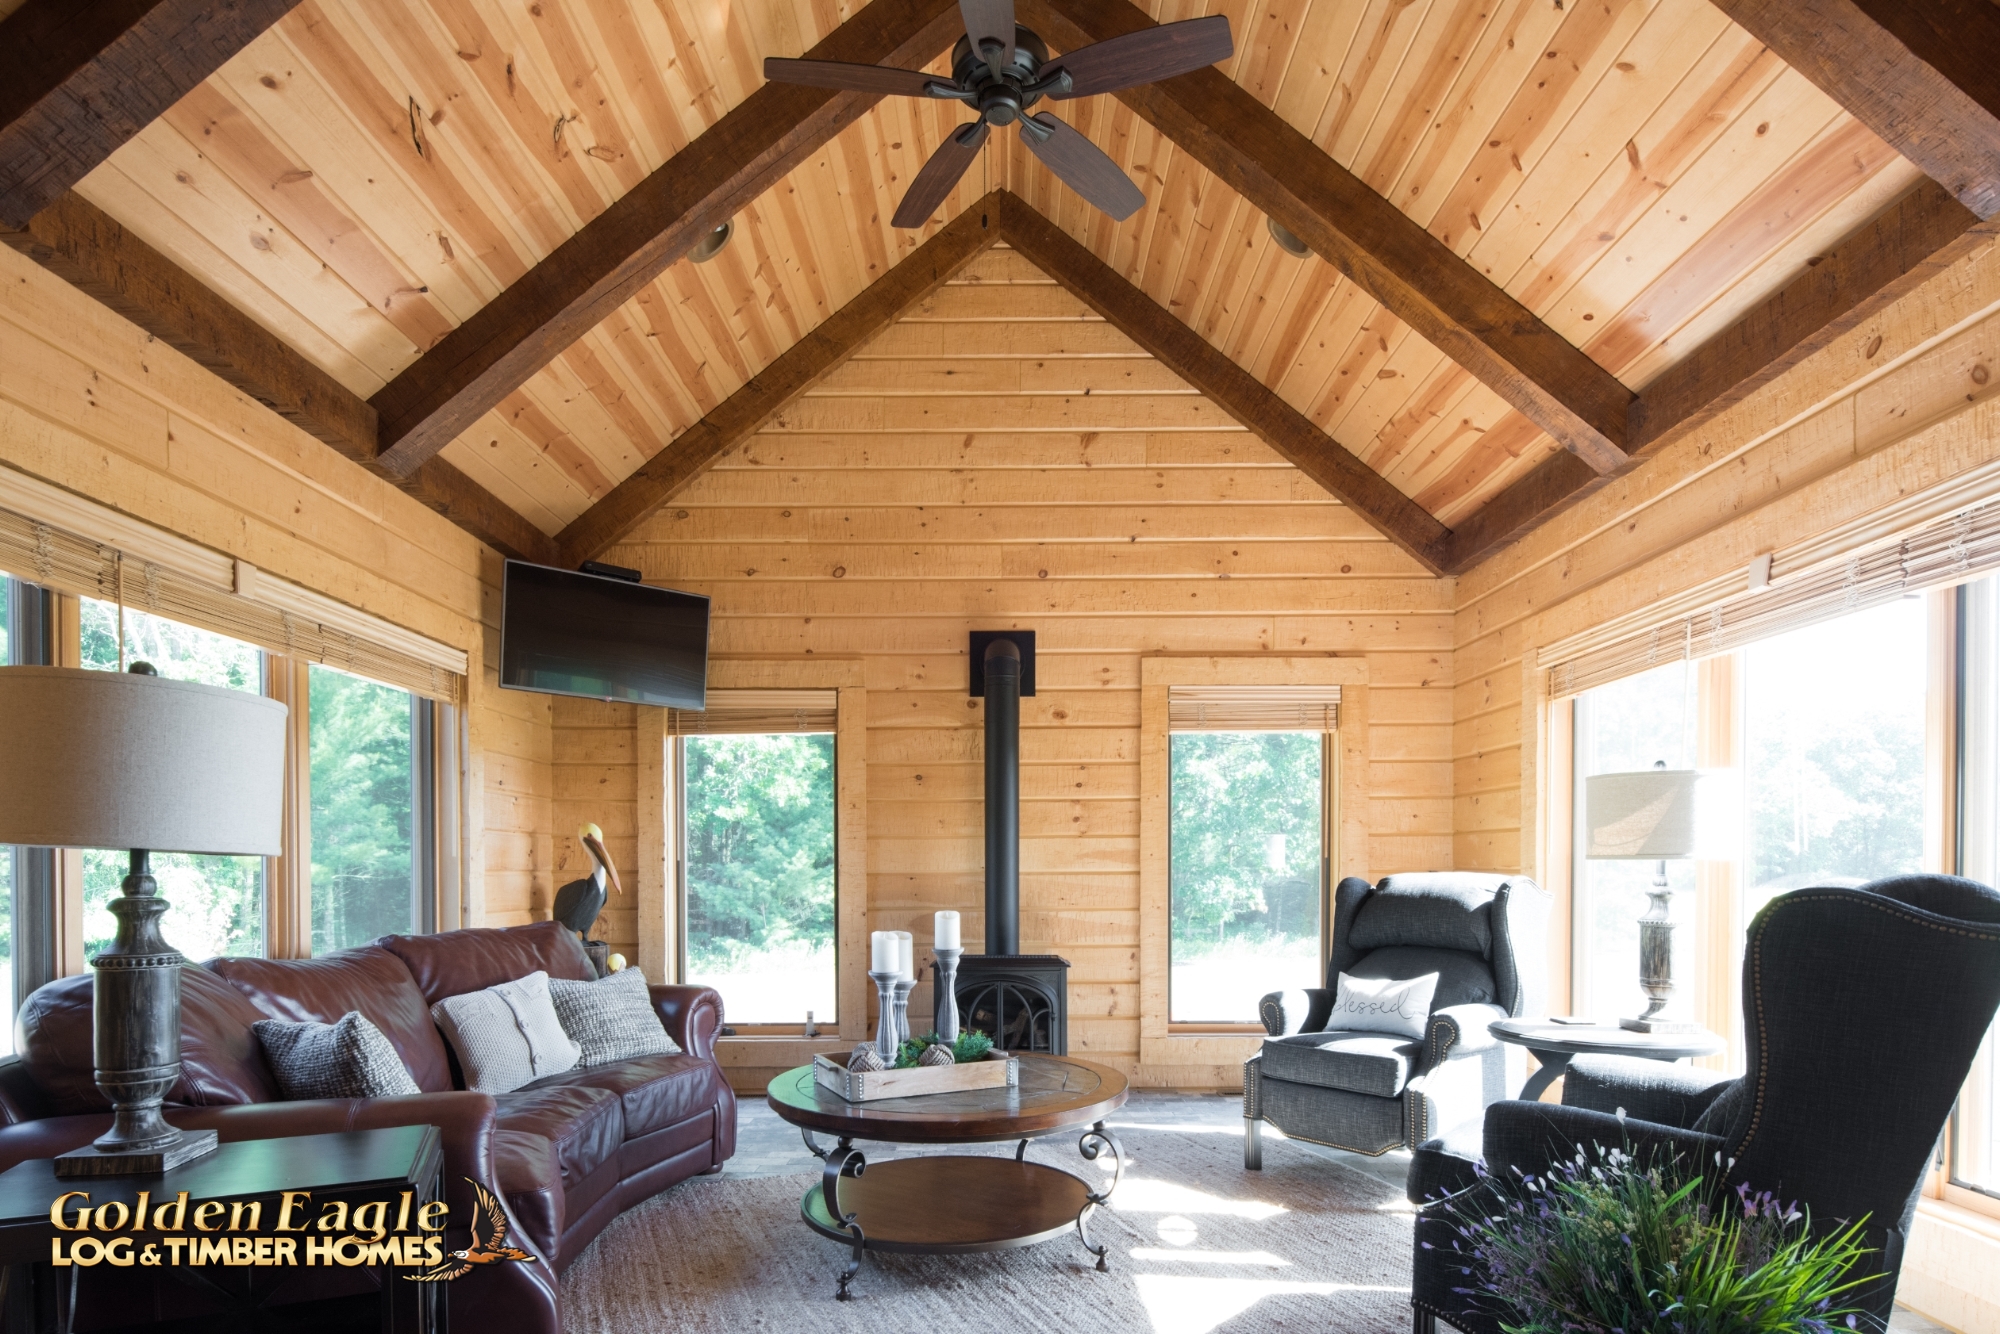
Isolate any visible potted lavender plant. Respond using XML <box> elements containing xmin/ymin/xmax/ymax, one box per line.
<box><xmin>1439</xmin><ymin>1142</ymin><xmax>1873</xmax><ymax>1334</ymax></box>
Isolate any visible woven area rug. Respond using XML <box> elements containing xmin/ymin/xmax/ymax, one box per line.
<box><xmin>560</xmin><ymin>1120</ymin><xmax>1416</xmax><ymax>1333</ymax></box>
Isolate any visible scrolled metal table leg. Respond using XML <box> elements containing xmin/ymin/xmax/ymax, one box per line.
<box><xmin>1074</xmin><ymin>1120</ymin><xmax>1125</xmax><ymax>1272</ymax></box>
<box><xmin>1015</xmin><ymin>1137</ymin><xmax>1030</xmax><ymax>1161</ymax></box>
<box><xmin>820</xmin><ymin>1144</ymin><xmax>868</xmax><ymax>1300</ymax></box>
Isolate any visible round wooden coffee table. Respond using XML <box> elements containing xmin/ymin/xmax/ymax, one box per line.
<box><xmin>766</xmin><ymin>1053</ymin><xmax>1129</xmax><ymax>1300</ymax></box>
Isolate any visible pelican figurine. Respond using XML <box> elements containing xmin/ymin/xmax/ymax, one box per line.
<box><xmin>551</xmin><ymin>822</ymin><xmax>622</xmax><ymax>940</ymax></box>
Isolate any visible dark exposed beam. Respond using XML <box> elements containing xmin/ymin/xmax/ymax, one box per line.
<box><xmin>556</xmin><ymin>199</ymin><xmax>1004</xmax><ymax>566</ymax></box>
<box><xmin>1444</xmin><ymin>179</ymin><xmax>1992</xmax><ymax>572</ymax></box>
<box><xmin>0</xmin><ymin>0</ymin><xmax>300</xmax><ymax>229</ymax></box>
<box><xmin>1021</xmin><ymin>0</ymin><xmax>1635</xmax><ymax>478</ymax></box>
<box><xmin>995</xmin><ymin>195</ymin><xmax>1452</xmax><ymax>573</ymax></box>
<box><xmin>4</xmin><ymin>193</ymin><xmax>556</xmax><ymax>563</ymax></box>
<box><xmin>1711</xmin><ymin>0</ymin><xmax>2000</xmax><ymax>220</ymax></box>
<box><xmin>370</xmin><ymin>0</ymin><xmax>963</xmax><ymax>479</ymax></box>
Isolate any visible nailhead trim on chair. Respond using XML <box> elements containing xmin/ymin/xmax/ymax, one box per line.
<box><xmin>1738</xmin><ymin>894</ymin><xmax>2000</xmax><ymax>1160</ymax></box>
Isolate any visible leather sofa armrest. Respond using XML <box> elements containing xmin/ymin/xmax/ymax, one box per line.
<box><xmin>1482</xmin><ymin>1098</ymin><xmax>1726</xmax><ymax>1182</ymax></box>
<box><xmin>1425</xmin><ymin>1003</ymin><xmax>1507</xmax><ymax>1068</ymax></box>
<box><xmin>651</xmin><ymin>985</ymin><xmax>724</xmax><ymax>1059</ymax></box>
<box><xmin>1560</xmin><ymin>1054</ymin><xmax>1733</xmax><ymax>1128</ymax></box>
<box><xmin>0</xmin><ymin>1056</ymin><xmax>51</xmax><ymax>1126</ymax></box>
<box><xmin>1259</xmin><ymin>987</ymin><xmax>1334</xmax><ymax>1036</ymax></box>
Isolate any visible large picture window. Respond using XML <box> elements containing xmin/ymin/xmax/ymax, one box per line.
<box><xmin>679</xmin><ymin>731</ymin><xmax>837</xmax><ymax>1026</ymax></box>
<box><xmin>1168</xmin><ymin>731</ymin><xmax>1327</xmax><ymax>1023</ymax></box>
<box><xmin>310</xmin><ymin>664</ymin><xmax>431</xmax><ymax>953</ymax></box>
<box><xmin>1954</xmin><ymin>578</ymin><xmax>2000</xmax><ymax>1201</ymax></box>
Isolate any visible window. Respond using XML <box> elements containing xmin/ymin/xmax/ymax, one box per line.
<box><xmin>1571</xmin><ymin>661</ymin><xmax>1700</xmax><ymax>1026</ymax></box>
<box><xmin>310</xmin><ymin>664</ymin><xmax>432</xmax><ymax>953</ymax></box>
<box><xmin>1567</xmin><ymin>597</ymin><xmax>1931</xmax><ymax>1040</ymax></box>
<box><xmin>679</xmin><ymin>732</ymin><xmax>837</xmax><ymax>1025</ymax></box>
<box><xmin>0</xmin><ymin>574</ymin><xmax>55</xmax><ymax>1052</ymax></box>
<box><xmin>1741</xmin><ymin>599</ymin><xmax>1926</xmax><ymax>916</ymax></box>
<box><xmin>1169</xmin><ymin>732</ymin><xmax>1328</xmax><ymax>1024</ymax></box>
<box><xmin>80</xmin><ymin>598</ymin><xmax>265</xmax><ymax>962</ymax></box>
<box><xmin>1954</xmin><ymin>578</ymin><xmax>2000</xmax><ymax>1201</ymax></box>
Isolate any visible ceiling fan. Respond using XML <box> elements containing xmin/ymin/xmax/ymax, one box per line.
<box><xmin>765</xmin><ymin>3</ymin><xmax>1232</xmax><ymax>228</ymax></box>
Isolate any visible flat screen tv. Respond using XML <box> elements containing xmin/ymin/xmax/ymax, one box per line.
<box><xmin>499</xmin><ymin>560</ymin><xmax>709</xmax><ymax>708</ymax></box>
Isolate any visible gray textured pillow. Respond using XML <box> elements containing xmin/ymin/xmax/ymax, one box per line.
<box><xmin>252</xmin><ymin>1011</ymin><xmax>421</xmax><ymax>1100</ymax></box>
<box><xmin>548</xmin><ymin>967</ymin><xmax>680</xmax><ymax>1067</ymax></box>
<box><xmin>431</xmin><ymin>970</ymin><xmax>581</xmax><ymax>1094</ymax></box>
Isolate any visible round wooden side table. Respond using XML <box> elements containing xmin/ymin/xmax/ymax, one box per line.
<box><xmin>766</xmin><ymin>1053</ymin><xmax>1129</xmax><ymax>1299</ymax></box>
<box><xmin>1489</xmin><ymin>1018</ymin><xmax>1726</xmax><ymax>1101</ymax></box>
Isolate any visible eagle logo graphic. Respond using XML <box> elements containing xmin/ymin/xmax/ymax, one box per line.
<box><xmin>406</xmin><ymin>1179</ymin><xmax>533</xmax><ymax>1281</ymax></box>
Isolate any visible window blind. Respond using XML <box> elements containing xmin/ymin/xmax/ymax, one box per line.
<box><xmin>1167</xmin><ymin>685</ymin><xmax>1340</xmax><ymax>732</ymax></box>
<box><xmin>1546</xmin><ymin>499</ymin><xmax>2000</xmax><ymax>699</ymax></box>
<box><xmin>0</xmin><ymin>502</ymin><xmax>466</xmax><ymax>704</ymax></box>
<box><xmin>669</xmin><ymin>689</ymin><xmax>838</xmax><ymax>735</ymax></box>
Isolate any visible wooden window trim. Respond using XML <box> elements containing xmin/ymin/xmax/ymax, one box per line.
<box><xmin>1139</xmin><ymin>656</ymin><xmax>1369</xmax><ymax>1071</ymax></box>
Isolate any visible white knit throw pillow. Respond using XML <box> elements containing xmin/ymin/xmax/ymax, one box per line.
<box><xmin>431</xmin><ymin>970</ymin><xmax>581</xmax><ymax>1094</ymax></box>
<box><xmin>1323</xmin><ymin>971</ymin><xmax>1439</xmax><ymax>1041</ymax></box>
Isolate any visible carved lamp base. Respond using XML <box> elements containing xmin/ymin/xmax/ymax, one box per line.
<box><xmin>56</xmin><ymin>1128</ymin><xmax>219</xmax><ymax>1178</ymax></box>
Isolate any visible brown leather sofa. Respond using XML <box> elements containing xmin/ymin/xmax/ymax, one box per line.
<box><xmin>0</xmin><ymin>920</ymin><xmax>735</xmax><ymax>1333</ymax></box>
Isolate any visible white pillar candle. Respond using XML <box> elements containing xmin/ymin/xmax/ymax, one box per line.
<box><xmin>870</xmin><ymin>931</ymin><xmax>897</xmax><ymax>973</ymax></box>
<box><xmin>895</xmin><ymin>931</ymin><xmax>914</xmax><ymax>980</ymax></box>
<box><xmin>934</xmin><ymin>910</ymin><xmax>961</xmax><ymax>949</ymax></box>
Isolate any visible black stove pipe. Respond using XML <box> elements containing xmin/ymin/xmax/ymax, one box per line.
<box><xmin>983</xmin><ymin>638</ymin><xmax>1021</xmax><ymax>957</ymax></box>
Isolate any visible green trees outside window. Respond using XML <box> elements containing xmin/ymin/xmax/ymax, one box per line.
<box><xmin>1168</xmin><ymin>731</ymin><xmax>1324</xmax><ymax>1023</ymax></box>
<box><xmin>683</xmin><ymin>733</ymin><xmax>837</xmax><ymax>1025</ymax></box>
<box><xmin>310</xmin><ymin>664</ymin><xmax>419</xmax><ymax>955</ymax></box>
<box><xmin>80</xmin><ymin>599</ymin><xmax>264</xmax><ymax>962</ymax></box>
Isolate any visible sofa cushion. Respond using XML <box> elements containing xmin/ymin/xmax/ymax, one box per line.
<box><xmin>523</xmin><ymin>1053</ymin><xmax>726</xmax><ymax>1140</ymax></box>
<box><xmin>206</xmin><ymin>947</ymin><xmax>454</xmax><ymax>1093</ymax></box>
<box><xmin>432</xmin><ymin>972</ymin><xmax>581</xmax><ymax>1095</ymax></box>
<box><xmin>1260</xmin><ymin>1031</ymin><xmax>1420</xmax><ymax>1099</ymax></box>
<box><xmin>253</xmin><ymin>1012</ymin><xmax>422</xmax><ymax>1100</ymax></box>
<box><xmin>1350</xmin><ymin>875</ymin><xmax>1499</xmax><ymax>956</ymax></box>
<box><xmin>548</xmin><ymin>969</ymin><xmax>679</xmax><ymax>1066</ymax></box>
<box><xmin>1348</xmin><ymin>946</ymin><xmax>1496</xmax><ymax>1011</ymax></box>
<box><xmin>17</xmin><ymin>967</ymin><xmax>281</xmax><ymax>1113</ymax></box>
<box><xmin>377</xmin><ymin>921</ymin><xmax>595</xmax><ymax>1007</ymax></box>
<box><xmin>492</xmin><ymin>1083</ymin><xmax>624</xmax><ymax>1194</ymax></box>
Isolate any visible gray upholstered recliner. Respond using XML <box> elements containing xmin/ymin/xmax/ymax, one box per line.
<box><xmin>1244</xmin><ymin>872</ymin><xmax>1549</xmax><ymax>1166</ymax></box>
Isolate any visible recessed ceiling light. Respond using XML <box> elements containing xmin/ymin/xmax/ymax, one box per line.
<box><xmin>690</xmin><ymin>221</ymin><xmax>733</xmax><ymax>264</ymax></box>
<box><xmin>1266</xmin><ymin>216</ymin><xmax>1311</xmax><ymax>259</ymax></box>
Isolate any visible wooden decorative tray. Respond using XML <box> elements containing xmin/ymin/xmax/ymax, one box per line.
<box><xmin>812</xmin><ymin>1050</ymin><xmax>1019</xmax><ymax>1102</ymax></box>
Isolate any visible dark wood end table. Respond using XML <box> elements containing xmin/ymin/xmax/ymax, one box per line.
<box><xmin>1490</xmin><ymin>1019</ymin><xmax>1726</xmax><ymax>1102</ymax></box>
<box><xmin>766</xmin><ymin>1054</ymin><xmax>1129</xmax><ymax>1300</ymax></box>
<box><xmin>0</xmin><ymin>1125</ymin><xmax>445</xmax><ymax>1334</ymax></box>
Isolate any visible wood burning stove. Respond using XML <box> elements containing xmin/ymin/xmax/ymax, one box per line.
<box><xmin>936</xmin><ymin>632</ymin><xmax>1071</xmax><ymax>1054</ymax></box>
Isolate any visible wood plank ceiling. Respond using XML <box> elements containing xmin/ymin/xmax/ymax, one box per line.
<box><xmin>43</xmin><ymin>0</ymin><xmax>1939</xmax><ymax>558</ymax></box>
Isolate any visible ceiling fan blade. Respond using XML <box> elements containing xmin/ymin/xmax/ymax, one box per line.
<box><xmin>959</xmin><ymin>0</ymin><xmax>1016</xmax><ymax>69</ymax></box>
<box><xmin>1040</xmin><ymin>15</ymin><xmax>1233</xmax><ymax>99</ymax></box>
<box><xmin>762</xmin><ymin>57</ymin><xmax>951</xmax><ymax>98</ymax></box>
<box><xmin>1021</xmin><ymin>114</ymin><xmax>1145</xmax><ymax>221</ymax></box>
<box><xmin>892</xmin><ymin>121</ymin><xmax>990</xmax><ymax>229</ymax></box>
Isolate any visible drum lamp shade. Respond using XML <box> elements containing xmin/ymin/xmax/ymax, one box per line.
<box><xmin>0</xmin><ymin>666</ymin><xmax>285</xmax><ymax>855</ymax></box>
<box><xmin>1584</xmin><ymin>768</ymin><xmax>1701</xmax><ymax>860</ymax></box>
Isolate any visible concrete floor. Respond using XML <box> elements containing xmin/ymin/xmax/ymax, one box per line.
<box><xmin>722</xmin><ymin>1086</ymin><xmax>1955</xmax><ymax>1333</ymax></box>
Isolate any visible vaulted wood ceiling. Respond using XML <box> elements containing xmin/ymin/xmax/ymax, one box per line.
<box><xmin>4</xmin><ymin>0</ymin><xmax>1989</xmax><ymax>574</ymax></box>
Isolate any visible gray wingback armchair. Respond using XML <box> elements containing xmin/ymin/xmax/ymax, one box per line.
<box><xmin>1407</xmin><ymin>874</ymin><xmax>2000</xmax><ymax>1334</ymax></box>
<box><xmin>1244</xmin><ymin>872</ymin><xmax>1549</xmax><ymax>1166</ymax></box>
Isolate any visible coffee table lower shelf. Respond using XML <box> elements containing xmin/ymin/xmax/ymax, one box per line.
<box><xmin>803</xmin><ymin>1139</ymin><xmax>1121</xmax><ymax>1299</ymax></box>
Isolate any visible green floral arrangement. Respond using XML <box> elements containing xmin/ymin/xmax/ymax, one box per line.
<box><xmin>889</xmin><ymin>1030</ymin><xmax>995</xmax><ymax>1069</ymax></box>
<box><xmin>1440</xmin><ymin>1142</ymin><xmax>1872</xmax><ymax>1334</ymax></box>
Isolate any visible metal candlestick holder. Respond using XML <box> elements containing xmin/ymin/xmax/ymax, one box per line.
<box><xmin>891</xmin><ymin>978</ymin><xmax>915</xmax><ymax>1048</ymax></box>
<box><xmin>933</xmin><ymin>947</ymin><xmax>963</xmax><ymax>1044</ymax></box>
<box><xmin>869</xmin><ymin>970</ymin><xmax>901</xmax><ymax>1061</ymax></box>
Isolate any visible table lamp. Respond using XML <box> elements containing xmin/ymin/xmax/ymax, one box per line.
<box><xmin>0</xmin><ymin>664</ymin><xmax>285</xmax><ymax>1175</ymax></box>
<box><xmin>1584</xmin><ymin>761</ymin><xmax>1703</xmax><ymax>1035</ymax></box>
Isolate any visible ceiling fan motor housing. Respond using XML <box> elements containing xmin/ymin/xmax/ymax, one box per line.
<box><xmin>953</xmin><ymin>29</ymin><xmax>1052</xmax><ymax>126</ymax></box>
